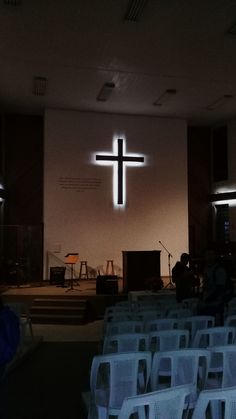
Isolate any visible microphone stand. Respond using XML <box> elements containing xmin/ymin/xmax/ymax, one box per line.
<box><xmin>158</xmin><ymin>241</ymin><xmax>175</xmax><ymax>289</ymax></box>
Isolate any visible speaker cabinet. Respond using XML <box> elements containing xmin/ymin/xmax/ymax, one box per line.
<box><xmin>50</xmin><ymin>266</ymin><xmax>66</xmax><ymax>286</ymax></box>
<box><xmin>96</xmin><ymin>275</ymin><xmax>118</xmax><ymax>295</ymax></box>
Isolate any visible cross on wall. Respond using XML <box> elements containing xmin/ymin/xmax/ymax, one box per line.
<box><xmin>96</xmin><ymin>138</ymin><xmax>145</xmax><ymax>205</ymax></box>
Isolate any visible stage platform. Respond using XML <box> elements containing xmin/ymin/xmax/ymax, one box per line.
<box><xmin>0</xmin><ymin>277</ymin><xmax>175</xmax><ymax>324</ymax></box>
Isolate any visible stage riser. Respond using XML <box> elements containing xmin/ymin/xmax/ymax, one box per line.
<box><xmin>31</xmin><ymin>306</ymin><xmax>86</xmax><ymax>316</ymax></box>
<box><xmin>2</xmin><ymin>292</ymin><xmax>129</xmax><ymax>324</ymax></box>
<box><xmin>32</xmin><ymin>298</ymin><xmax>86</xmax><ymax>307</ymax></box>
<box><xmin>30</xmin><ymin>314</ymin><xmax>85</xmax><ymax>325</ymax></box>
<box><xmin>30</xmin><ymin>298</ymin><xmax>88</xmax><ymax>325</ymax></box>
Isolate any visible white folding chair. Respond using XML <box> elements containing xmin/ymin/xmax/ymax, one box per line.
<box><xmin>135</xmin><ymin>301</ymin><xmax>162</xmax><ymax>311</ymax></box>
<box><xmin>115</xmin><ymin>301</ymin><xmax>133</xmax><ymax>310</ymax></box>
<box><xmin>150</xmin><ymin>348</ymin><xmax>210</xmax><ymax>408</ymax></box>
<box><xmin>88</xmin><ymin>351</ymin><xmax>152</xmax><ymax>419</ymax></box>
<box><xmin>182</xmin><ymin>298</ymin><xmax>200</xmax><ymax>313</ymax></box>
<box><xmin>135</xmin><ymin>310</ymin><xmax>163</xmax><ymax>323</ymax></box>
<box><xmin>224</xmin><ymin>314</ymin><xmax>236</xmax><ymax>327</ymax></box>
<box><xmin>144</xmin><ymin>318</ymin><xmax>179</xmax><ymax>333</ymax></box>
<box><xmin>104</xmin><ymin>305</ymin><xmax>132</xmax><ymax>316</ymax></box>
<box><xmin>192</xmin><ymin>386</ymin><xmax>236</xmax><ymax>419</ymax></box>
<box><xmin>103</xmin><ymin>333</ymin><xmax>149</xmax><ymax>354</ymax></box>
<box><xmin>103</xmin><ymin>308</ymin><xmax>134</xmax><ymax>322</ymax></box>
<box><xmin>167</xmin><ymin>308</ymin><xmax>193</xmax><ymax>319</ymax></box>
<box><xmin>149</xmin><ymin>329</ymin><xmax>190</xmax><ymax>352</ymax></box>
<box><xmin>192</xmin><ymin>326</ymin><xmax>236</xmax><ymax>349</ymax></box>
<box><xmin>206</xmin><ymin>345</ymin><xmax>236</xmax><ymax>389</ymax></box>
<box><xmin>181</xmin><ymin>315</ymin><xmax>215</xmax><ymax>344</ymax></box>
<box><xmin>104</xmin><ymin>320</ymin><xmax>144</xmax><ymax>336</ymax></box>
<box><xmin>118</xmin><ymin>385</ymin><xmax>192</xmax><ymax>419</ymax></box>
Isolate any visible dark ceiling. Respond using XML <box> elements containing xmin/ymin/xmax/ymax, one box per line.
<box><xmin>1</xmin><ymin>0</ymin><xmax>236</xmax><ymax>125</ymax></box>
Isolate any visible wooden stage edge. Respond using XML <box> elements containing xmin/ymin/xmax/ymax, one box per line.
<box><xmin>0</xmin><ymin>276</ymin><xmax>172</xmax><ymax>299</ymax></box>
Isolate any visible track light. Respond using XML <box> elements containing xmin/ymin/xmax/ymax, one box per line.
<box><xmin>153</xmin><ymin>89</ymin><xmax>177</xmax><ymax>106</ymax></box>
<box><xmin>206</xmin><ymin>94</ymin><xmax>233</xmax><ymax>110</ymax></box>
<box><xmin>96</xmin><ymin>82</ymin><xmax>115</xmax><ymax>102</ymax></box>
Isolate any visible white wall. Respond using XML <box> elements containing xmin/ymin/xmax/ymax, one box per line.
<box><xmin>44</xmin><ymin>109</ymin><xmax>188</xmax><ymax>279</ymax></box>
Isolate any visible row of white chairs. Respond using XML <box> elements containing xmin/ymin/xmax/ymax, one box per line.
<box><xmin>88</xmin><ymin>346</ymin><xmax>236</xmax><ymax>418</ymax></box>
<box><xmin>104</xmin><ymin>308</ymin><xmax>194</xmax><ymax>326</ymax></box>
<box><xmin>102</xmin><ymin>325</ymin><xmax>236</xmax><ymax>354</ymax></box>
<box><xmin>105</xmin><ymin>299</ymin><xmax>199</xmax><ymax>318</ymax></box>
<box><xmin>104</xmin><ymin>314</ymin><xmax>236</xmax><ymax>339</ymax></box>
<box><xmin>104</xmin><ymin>315</ymin><xmax>215</xmax><ymax>338</ymax></box>
<box><xmin>115</xmin><ymin>295</ymin><xmax>236</xmax><ymax>319</ymax></box>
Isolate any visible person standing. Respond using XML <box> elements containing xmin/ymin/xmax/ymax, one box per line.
<box><xmin>199</xmin><ymin>249</ymin><xmax>233</xmax><ymax>323</ymax></box>
<box><xmin>172</xmin><ymin>253</ymin><xmax>194</xmax><ymax>302</ymax></box>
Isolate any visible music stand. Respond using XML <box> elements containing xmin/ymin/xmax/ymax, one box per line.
<box><xmin>65</xmin><ymin>253</ymin><xmax>80</xmax><ymax>292</ymax></box>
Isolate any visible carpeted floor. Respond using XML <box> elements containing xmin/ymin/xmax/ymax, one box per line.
<box><xmin>2</xmin><ymin>341</ymin><xmax>99</xmax><ymax>419</ymax></box>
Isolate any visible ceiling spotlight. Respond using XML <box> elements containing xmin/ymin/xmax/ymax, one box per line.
<box><xmin>206</xmin><ymin>94</ymin><xmax>233</xmax><ymax>111</ymax></box>
<box><xmin>153</xmin><ymin>89</ymin><xmax>177</xmax><ymax>106</ymax></box>
<box><xmin>4</xmin><ymin>0</ymin><xmax>21</xmax><ymax>5</ymax></box>
<box><xmin>33</xmin><ymin>76</ymin><xmax>47</xmax><ymax>96</ymax></box>
<box><xmin>124</xmin><ymin>0</ymin><xmax>148</xmax><ymax>22</ymax></box>
<box><xmin>96</xmin><ymin>82</ymin><xmax>115</xmax><ymax>102</ymax></box>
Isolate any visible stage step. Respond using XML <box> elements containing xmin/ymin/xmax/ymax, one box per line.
<box><xmin>30</xmin><ymin>298</ymin><xmax>88</xmax><ymax>324</ymax></box>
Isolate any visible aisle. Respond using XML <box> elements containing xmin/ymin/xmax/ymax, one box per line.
<box><xmin>3</xmin><ymin>341</ymin><xmax>99</xmax><ymax>419</ymax></box>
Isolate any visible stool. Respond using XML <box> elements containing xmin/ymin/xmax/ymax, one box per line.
<box><xmin>105</xmin><ymin>260</ymin><xmax>114</xmax><ymax>276</ymax></box>
<box><xmin>79</xmin><ymin>261</ymin><xmax>89</xmax><ymax>280</ymax></box>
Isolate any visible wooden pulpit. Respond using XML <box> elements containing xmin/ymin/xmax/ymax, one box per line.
<box><xmin>122</xmin><ymin>250</ymin><xmax>161</xmax><ymax>292</ymax></box>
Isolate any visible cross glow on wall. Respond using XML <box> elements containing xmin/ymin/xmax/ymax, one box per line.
<box><xmin>95</xmin><ymin>138</ymin><xmax>145</xmax><ymax>207</ymax></box>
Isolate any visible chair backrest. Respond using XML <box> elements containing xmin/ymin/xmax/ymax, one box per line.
<box><xmin>144</xmin><ymin>318</ymin><xmax>179</xmax><ymax>333</ymax></box>
<box><xmin>207</xmin><ymin>345</ymin><xmax>236</xmax><ymax>388</ymax></box>
<box><xmin>90</xmin><ymin>351</ymin><xmax>152</xmax><ymax>417</ymax></box>
<box><xmin>167</xmin><ymin>308</ymin><xmax>193</xmax><ymax>319</ymax></box>
<box><xmin>182</xmin><ymin>298</ymin><xmax>199</xmax><ymax>309</ymax></box>
<box><xmin>105</xmin><ymin>320</ymin><xmax>144</xmax><ymax>336</ymax></box>
<box><xmin>135</xmin><ymin>310</ymin><xmax>163</xmax><ymax>322</ymax></box>
<box><xmin>150</xmin><ymin>348</ymin><xmax>210</xmax><ymax>407</ymax></box>
<box><xmin>118</xmin><ymin>385</ymin><xmax>192</xmax><ymax>419</ymax></box>
<box><xmin>115</xmin><ymin>301</ymin><xmax>131</xmax><ymax>307</ymax></box>
<box><xmin>192</xmin><ymin>387</ymin><xmax>236</xmax><ymax>419</ymax></box>
<box><xmin>105</xmin><ymin>305</ymin><xmax>132</xmax><ymax>315</ymax></box>
<box><xmin>135</xmin><ymin>301</ymin><xmax>162</xmax><ymax>311</ymax></box>
<box><xmin>103</xmin><ymin>333</ymin><xmax>149</xmax><ymax>354</ymax></box>
<box><xmin>149</xmin><ymin>329</ymin><xmax>190</xmax><ymax>352</ymax></box>
<box><xmin>228</xmin><ymin>297</ymin><xmax>236</xmax><ymax>307</ymax></box>
<box><xmin>160</xmin><ymin>303</ymin><xmax>182</xmax><ymax>316</ymax></box>
<box><xmin>224</xmin><ymin>314</ymin><xmax>236</xmax><ymax>327</ymax></box>
<box><xmin>226</xmin><ymin>306</ymin><xmax>236</xmax><ymax>316</ymax></box>
<box><xmin>192</xmin><ymin>326</ymin><xmax>236</xmax><ymax>348</ymax></box>
<box><xmin>181</xmin><ymin>316</ymin><xmax>215</xmax><ymax>342</ymax></box>
<box><xmin>104</xmin><ymin>311</ymin><xmax>134</xmax><ymax>324</ymax></box>
<box><xmin>226</xmin><ymin>297</ymin><xmax>236</xmax><ymax>317</ymax></box>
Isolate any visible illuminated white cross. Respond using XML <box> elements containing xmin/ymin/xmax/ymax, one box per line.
<box><xmin>96</xmin><ymin>138</ymin><xmax>144</xmax><ymax>205</ymax></box>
